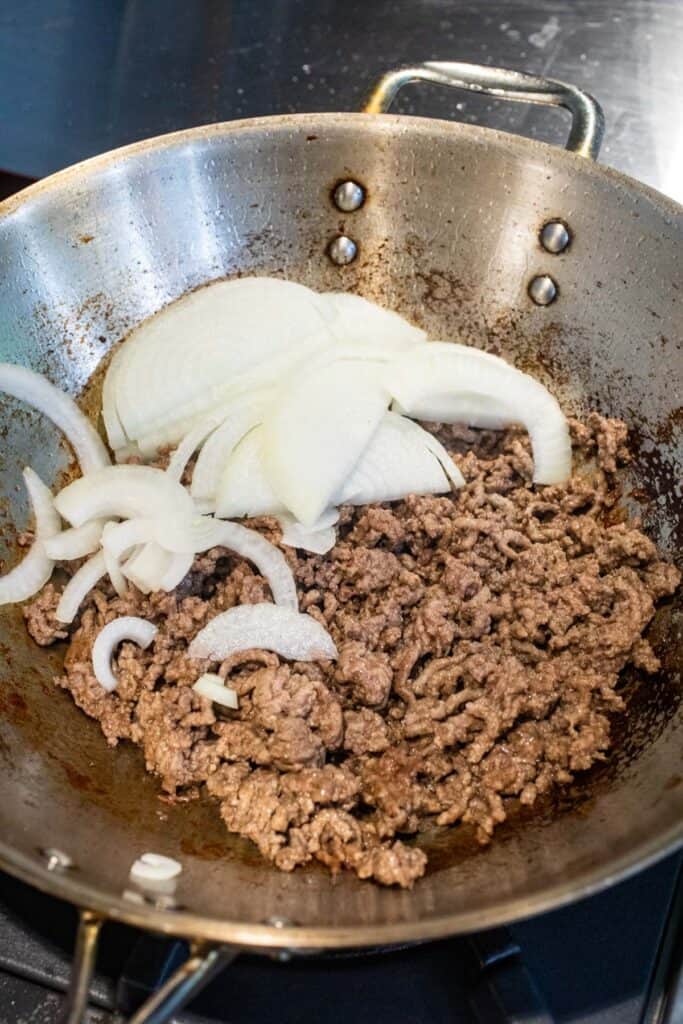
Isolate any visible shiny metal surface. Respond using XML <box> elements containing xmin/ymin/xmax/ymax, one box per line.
<box><xmin>0</xmin><ymin>72</ymin><xmax>681</xmax><ymax>952</ymax></box>
<box><xmin>364</xmin><ymin>61</ymin><xmax>604</xmax><ymax>158</ymax></box>
<box><xmin>327</xmin><ymin>234</ymin><xmax>358</xmax><ymax>266</ymax></box>
<box><xmin>58</xmin><ymin>911</ymin><xmax>103</xmax><ymax>1024</ymax></box>
<box><xmin>333</xmin><ymin>181</ymin><xmax>365</xmax><ymax>213</ymax></box>
<box><xmin>126</xmin><ymin>945</ymin><xmax>238</xmax><ymax>1024</ymax></box>
<box><xmin>527</xmin><ymin>274</ymin><xmax>558</xmax><ymax>305</ymax></box>
<box><xmin>540</xmin><ymin>221</ymin><xmax>570</xmax><ymax>254</ymax></box>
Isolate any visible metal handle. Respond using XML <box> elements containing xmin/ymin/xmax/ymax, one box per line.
<box><xmin>127</xmin><ymin>943</ymin><xmax>238</xmax><ymax>1024</ymax></box>
<box><xmin>363</xmin><ymin>61</ymin><xmax>604</xmax><ymax>160</ymax></box>
<box><xmin>58</xmin><ymin>910</ymin><xmax>104</xmax><ymax>1024</ymax></box>
<box><xmin>59</xmin><ymin>909</ymin><xmax>237</xmax><ymax>1024</ymax></box>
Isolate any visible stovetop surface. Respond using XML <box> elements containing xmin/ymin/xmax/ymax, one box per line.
<box><xmin>0</xmin><ymin>851</ymin><xmax>681</xmax><ymax>1023</ymax></box>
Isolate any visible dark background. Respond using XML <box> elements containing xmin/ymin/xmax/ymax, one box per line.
<box><xmin>0</xmin><ymin>0</ymin><xmax>681</xmax><ymax>203</ymax></box>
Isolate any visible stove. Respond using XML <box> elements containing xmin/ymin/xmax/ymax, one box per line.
<box><xmin>0</xmin><ymin>853</ymin><xmax>681</xmax><ymax>1023</ymax></box>
<box><xmin>1</xmin><ymin>1</ymin><xmax>682</xmax><ymax>1022</ymax></box>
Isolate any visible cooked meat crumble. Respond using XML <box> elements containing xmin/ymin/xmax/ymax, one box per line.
<box><xmin>24</xmin><ymin>414</ymin><xmax>681</xmax><ymax>888</ymax></box>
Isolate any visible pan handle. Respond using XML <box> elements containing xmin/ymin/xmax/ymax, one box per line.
<box><xmin>58</xmin><ymin>908</ymin><xmax>237</xmax><ymax>1024</ymax></box>
<box><xmin>363</xmin><ymin>61</ymin><xmax>604</xmax><ymax>160</ymax></box>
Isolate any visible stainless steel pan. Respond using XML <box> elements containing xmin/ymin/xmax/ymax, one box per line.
<box><xmin>0</xmin><ymin>63</ymin><xmax>681</xmax><ymax>1022</ymax></box>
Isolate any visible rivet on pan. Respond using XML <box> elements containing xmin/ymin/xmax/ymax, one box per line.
<box><xmin>328</xmin><ymin>235</ymin><xmax>358</xmax><ymax>266</ymax></box>
<box><xmin>265</xmin><ymin>917</ymin><xmax>295</xmax><ymax>961</ymax></box>
<box><xmin>333</xmin><ymin>180</ymin><xmax>365</xmax><ymax>212</ymax></box>
<box><xmin>540</xmin><ymin>221</ymin><xmax>571</xmax><ymax>254</ymax></box>
<box><xmin>528</xmin><ymin>275</ymin><xmax>558</xmax><ymax>306</ymax></box>
<box><xmin>265</xmin><ymin>915</ymin><xmax>295</xmax><ymax>929</ymax></box>
<box><xmin>42</xmin><ymin>847</ymin><xmax>73</xmax><ymax>872</ymax></box>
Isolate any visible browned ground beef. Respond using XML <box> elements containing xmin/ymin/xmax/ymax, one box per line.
<box><xmin>24</xmin><ymin>414</ymin><xmax>681</xmax><ymax>887</ymax></box>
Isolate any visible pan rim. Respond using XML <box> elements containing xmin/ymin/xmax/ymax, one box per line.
<box><xmin>0</xmin><ymin>111</ymin><xmax>681</xmax><ymax>223</ymax></box>
<box><xmin>1</xmin><ymin>825</ymin><xmax>682</xmax><ymax>949</ymax></box>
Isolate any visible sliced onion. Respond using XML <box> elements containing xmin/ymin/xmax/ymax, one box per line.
<box><xmin>44</xmin><ymin>519</ymin><xmax>107</xmax><ymax>561</ymax></box>
<box><xmin>112</xmin><ymin>277</ymin><xmax>333</xmax><ymax>444</ymax></box>
<box><xmin>279</xmin><ymin>522</ymin><xmax>337</xmax><ymax>555</ymax></box>
<box><xmin>191</xmin><ymin>391</ymin><xmax>270</xmax><ymax>504</ymax></box>
<box><xmin>337</xmin><ymin>412</ymin><xmax>452</xmax><ymax>504</ymax></box>
<box><xmin>393</xmin><ymin>392</ymin><xmax>515</xmax><ymax>430</ymax></box>
<box><xmin>0</xmin><ymin>363</ymin><xmax>110</xmax><ymax>473</ymax></box>
<box><xmin>196</xmin><ymin>520</ymin><xmax>297</xmax><ymax>608</ymax></box>
<box><xmin>419</xmin><ymin>429</ymin><xmax>466</xmax><ymax>488</ymax></box>
<box><xmin>116</xmin><ymin>517</ymin><xmax>293</xmax><ymax>603</ymax></box>
<box><xmin>102</xmin><ymin>518</ymin><xmax>156</xmax><ymax>560</ymax></box>
<box><xmin>384</xmin><ymin>343</ymin><xmax>571</xmax><ymax>484</ymax></box>
<box><xmin>261</xmin><ymin>358</ymin><xmax>390</xmax><ymax>527</ymax></box>
<box><xmin>166</xmin><ymin>409</ymin><xmax>229</xmax><ymax>483</ymax></box>
<box><xmin>129</xmin><ymin>852</ymin><xmax>182</xmax><ymax>885</ymax></box>
<box><xmin>123</xmin><ymin>542</ymin><xmax>169</xmax><ymax>594</ymax></box>
<box><xmin>56</xmin><ymin>551</ymin><xmax>107</xmax><ymax>623</ymax></box>
<box><xmin>134</xmin><ymin>409</ymin><xmax>210</xmax><ymax>460</ymax></box>
<box><xmin>55</xmin><ymin>466</ymin><xmax>195</xmax><ymax>527</ymax></box>
<box><xmin>324</xmin><ymin>292</ymin><xmax>427</xmax><ymax>351</ymax></box>
<box><xmin>160</xmin><ymin>550</ymin><xmax>193</xmax><ymax>591</ymax></box>
<box><xmin>193</xmin><ymin>673</ymin><xmax>239</xmax><ymax>708</ymax></box>
<box><xmin>102</xmin><ymin>346</ymin><xmax>128</xmax><ymax>452</ymax></box>
<box><xmin>276</xmin><ymin>509</ymin><xmax>339</xmax><ymax>554</ymax></box>
<box><xmin>215</xmin><ymin>427</ymin><xmax>283</xmax><ymax>519</ymax></box>
<box><xmin>188</xmin><ymin>603</ymin><xmax>336</xmax><ymax>661</ymax></box>
<box><xmin>0</xmin><ymin>468</ymin><xmax>61</xmax><ymax>605</ymax></box>
<box><xmin>92</xmin><ymin>616</ymin><xmax>158</xmax><ymax>691</ymax></box>
<box><xmin>101</xmin><ymin>528</ymin><xmax>128</xmax><ymax>597</ymax></box>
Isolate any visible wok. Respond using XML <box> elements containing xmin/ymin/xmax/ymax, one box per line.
<box><xmin>0</xmin><ymin>63</ymin><xmax>681</xmax><ymax>1022</ymax></box>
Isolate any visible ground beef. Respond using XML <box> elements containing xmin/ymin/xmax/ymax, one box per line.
<box><xmin>25</xmin><ymin>414</ymin><xmax>680</xmax><ymax>888</ymax></box>
<box><xmin>24</xmin><ymin>583</ymin><xmax>69</xmax><ymax>646</ymax></box>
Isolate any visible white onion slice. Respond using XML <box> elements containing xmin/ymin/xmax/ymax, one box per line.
<box><xmin>384</xmin><ymin>343</ymin><xmax>571</xmax><ymax>484</ymax></box>
<box><xmin>115</xmin><ymin>518</ymin><xmax>295</xmax><ymax>604</ymax></box>
<box><xmin>261</xmin><ymin>358</ymin><xmax>390</xmax><ymax>527</ymax></box>
<box><xmin>92</xmin><ymin>616</ymin><xmax>157</xmax><ymax>691</ymax></box>
<box><xmin>324</xmin><ymin>292</ymin><xmax>427</xmax><ymax>351</ymax></box>
<box><xmin>102</xmin><ymin>346</ymin><xmax>128</xmax><ymax>452</ymax></box>
<box><xmin>160</xmin><ymin>550</ymin><xmax>193</xmax><ymax>591</ymax></box>
<box><xmin>0</xmin><ymin>468</ymin><xmax>61</xmax><ymax>605</ymax></box>
<box><xmin>420</xmin><ymin>429</ymin><xmax>466</xmax><ymax>489</ymax></box>
<box><xmin>134</xmin><ymin>409</ymin><xmax>210</xmax><ymax>460</ymax></box>
<box><xmin>193</xmin><ymin>673</ymin><xmax>239</xmax><ymax>709</ymax></box>
<box><xmin>276</xmin><ymin>509</ymin><xmax>340</xmax><ymax>554</ymax></box>
<box><xmin>279</xmin><ymin>521</ymin><xmax>337</xmax><ymax>554</ymax></box>
<box><xmin>337</xmin><ymin>412</ymin><xmax>453</xmax><ymax>504</ymax></box>
<box><xmin>56</xmin><ymin>551</ymin><xmax>107</xmax><ymax>623</ymax></box>
<box><xmin>215</xmin><ymin>427</ymin><xmax>283</xmax><ymax>519</ymax></box>
<box><xmin>393</xmin><ymin>392</ymin><xmax>515</xmax><ymax>430</ymax></box>
<box><xmin>191</xmin><ymin>391</ymin><xmax>270</xmax><ymax>504</ymax></box>
<box><xmin>55</xmin><ymin>466</ymin><xmax>195</xmax><ymax>527</ymax></box>
<box><xmin>188</xmin><ymin>603</ymin><xmax>336</xmax><ymax>661</ymax></box>
<box><xmin>0</xmin><ymin>363</ymin><xmax>110</xmax><ymax>473</ymax></box>
<box><xmin>199</xmin><ymin>520</ymin><xmax>297</xmax><ymax>608</ymax></box>
<box><xmin>166</xmin><ymin>410</ymin><xmax>229</xmax><ymax>483</ymax></box>
<box><xmin>112</xmin><ymin>277</ymin><xmax>333</xmax><ymax>444</ymax></box>
<box><xmin>102</xmin><ymin>518</ymin><xmax>156</xmax><ymax>560</ymax></box>
<box><xmin>102</xmin><ymin>537</ymin><xmax>127</xmax><ymax>598</ymax></box>
<box><xmin>123</xmin><ymin>542</ymin><xmax>168</xmax><ymax>594</ymax></box>
<box><xmin>123</xmin><ymin>545</ymin><xmax>159</xmax><ymax>594</ymax></box>
<box><xmin>129</xmin><ymin>852</ymin><xmax>182</xmax><ymax>885</ymax></box>
<box><xmin>121</xmin><ymin>541</ymin><xmax>192</xmax><ymax>593</ymax></box>
<box><xmin>44</xmin><ymin>519</ymin><xmax>107</xmax><ymax>561</ymax></box>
